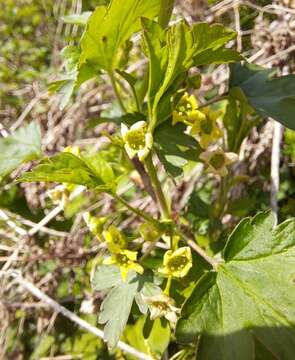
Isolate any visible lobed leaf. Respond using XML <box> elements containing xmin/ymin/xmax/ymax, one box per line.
<box><xmin>0</xmin><ymin>122</ymin><xmax>42</xmax><ymax>179</ymax></box>
<box><xmin>176</xmin><ymin>211</ymin><xmax>295</xmax><ymax>359</ymax></box>
<box><xmin>142</xmin><ymin>19</ymin><xmax>241</xmax><ymax>128</ymax></box>
<box><xmin>79</xmin><ymin>0</ymin><xmax>160</xmax><ymax>72</ymax></box>
<box><xmin>99</xmin><ymin>279</ymin><xmax>139</xmax><ymax>348</ymax></box>
<box><xmin>19</xmin><ymin>152</ymin><xmax>114</xmax><ymax>190</ymax></box>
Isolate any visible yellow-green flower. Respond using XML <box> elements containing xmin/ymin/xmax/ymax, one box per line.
<box><xmin>200</xmin><ymin>148</ymin><xmax>238</xmax><ymax>176</ymax></box>
<box><xmin>103</xmin><ymin>249</ymin><xmax>144</xmax><ymax>281</ymax></box>
<box><xmin>103</xmin><ymin>225</ymin><xmax>127</xmax><ymax>253</ymax></box>
<box><xmin>158</xmin><ymin>246</ymin><xmax>192</xmax><ymax>278</ymax></box>
<box><xmin>121</xmin><ymin>121</ymin><xmax>153</xmax><ymax>161</ymax></box>
<box><xmin>143</xmin><ymin>294</ymin><xmax>180</xmax><ymax>324</ymax></box>
<box><xmin>189</xmin><ymin>107</ymin><xmax>222</xmax><ymax>149</ymax></box>
<box><xmin>172</xmin><ymin>92</ymin><xmax>205</xmax><ymax>127</ymax></box>
<box><xmin>47</xmin><ymin>184</ymin><xmax>70</xmax><ymax>209</ymax></box>
<box><xmin>83</xmin><ymin>212</ymin><xmax>106</xmax><ymax>239</ymax></box>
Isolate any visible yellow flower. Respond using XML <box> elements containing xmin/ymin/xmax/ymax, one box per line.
<box><xmin>121</xmin><ymin>121</ymin><xmax>153</xmax><ymax>161</ymax></box>
<box><xmin>189</xmin><ymin>107</ymin><xmax>222</xmax><ymax>149</ymax></box>
<box><xmin>172</xmin><ymin>92</ymin><xmax>204</xmax><ymax>127</ymax></box>
<box><xmin>158</xmin><ymin>246</ymin><xmax>192</xmax><ymax>278</ymax></box>
<box><xmin>200</xmin><ymin>148</ymin><xmax>238</xmax><ymax>176</ymax></box>
<box><xmin>143</xmin><ymin>294</ymin><xmax>180</xmax><ymax>325</ymax></box>
<box><xmin>47</xmin><ymin>184</ymin><xmax>70</xmax><ymax>209</ymax></box>
<box><xmin>83</xmin><ymin>212</ymin><xmax>106</xmax><ymax>239</ymax></box>
<box><xmin>103</xmin><ymin>249</ymin><xmax>144</xmax><ymax>281</ymax></box>
<box><xmin>103</xmin><ymin>225</ymin><xmax>127</xmax><ymax>253</ymax></box>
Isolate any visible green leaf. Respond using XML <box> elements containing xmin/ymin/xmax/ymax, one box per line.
<box><xmin>0</xmin><ymin>122</ymin><xmax>42</xmax><ymax>178</ymax></box>
<box><xmin>223</xmin><ymin>96</ymin><xmax>259</xmax><ymax>152</ymax></box>
<box><xmin>124</xmin><ymin>317</ymin><xmax>170</xmax><ymax>359</ymax></box>
<box><xmin>91</xmin><ymin>265</ymin><xmax>123</xmax><ymax>291</ymax></box>
<box><xmin>176</xmin><ymin>211</ymin><xmax>295</xmax><ymax>359</ymax></box>
<box><xmin>97</xmin><ymin>271</ymin><xmax>161</xmax><ymax>348</ymax></box>
<box><xmin>79</xmin><ymin>0</ymin><xmax>160</xmax><ymax>73</ymax></box>
<box><xmin>230</xmin><ymin>62</ymin><xmax>295</xmax><ymax>130</ymax></box>
<box><xmin>154</xmin><ymin>121</ymin><xmax>202</xmax><ymax>177</ymax></box>
<box><xmin>142</xmin><ymin>19</ymin><xmax>240</xmax><ymax>128</ymax></box>
<box><xmin>31</xmin><ymin>335</ymin><xmax>55</xmax><ymax>359</ymax></box>
<box><xmin>99</xmin><ymin>281</ymin><xmax>138</xmax><ymax>348</ymax></box>
<box><xmin>187</xmin><ymin>191</ymin><xmax>210</xmax><ymax>219</ymax></box>
<box><xmin>49</xmin><ymin>45</ymin><xmax>97</xmax><ymax>109</ymax></box>
<box><xmin>98</xmin><ymin>273</ymin><xmax>142</xmax><ymax>348</ymax></box>
<box><xmin>18</xmin><ymin>152</ymin><xmax>113</xmax><ymax>190</ymax></box>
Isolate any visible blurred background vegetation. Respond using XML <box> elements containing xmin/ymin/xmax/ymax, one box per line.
<box><xmin>0</xmin><ymin>0</ymin><xmax>295</xmax><ymax>359</ymax></box>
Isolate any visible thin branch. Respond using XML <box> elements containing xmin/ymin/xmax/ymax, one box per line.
<box><xmin>233</xmin><ymin>0</ymin><xmax>242</xmax><ymax>52</ymax></box>
<box><xmin>258</xmin><ymin>45</ymin><xmax>295</xmax><ymax>66</ymax></box>
<box><xmin>0</xmin><ymin>210</ymin><xmax>27</xmax><ymax>236</ymax></box>
<box><xmin>2</xmin><ymin>270</ymin><xmax>152</xmax><ymax>360</ymax></box>
<box><xmin>28</xmin><ymin>205</ymin><xmax>63</xmax><ymax>236</ymax></box>
<box><xmin>28</xmin><ymin>186</ymin><xmax>85</xmax><ymax>236</ymax></box>
<box><xmin>10</xmin><ymin>90</ymin><xmax>48</xmax><ymax>132</ymax></box>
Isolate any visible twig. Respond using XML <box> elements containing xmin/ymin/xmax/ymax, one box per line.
<box><xmin>28</xmin><ymin>205</ymin><xmax>63</xmax><ymax>236</ymax></box>
<box><xmin>258</xmin><ymin>45</ymin><xmax>295</xmax><ymax>66</ymax></box>
<box><xmin>233</xmin><ymin>0</ymin><xmax>242</xmax><ymax>52</ymax></box>
<box><xmin>0</xmin><ymin>210</ymin><xmax>27</xmax><ymax>236</ymax></box>
<box><xmin>28</xmin><ymin>186</ymin><xmax>85</xmax><ymax>236</ymax></box>
<box><xmin>2</xmin><ymin>270</ymin><xmax>152</xmax><ymax>360</ymax></box>
<box><xmin>270</xmin><ymin>120</ymin><xmax>283</xmax><ymax>226</ymax></box>
<box><xmin>10</xmin><ymin>91</ymin><xmax>48</xmax><ymax>132</ymax></box>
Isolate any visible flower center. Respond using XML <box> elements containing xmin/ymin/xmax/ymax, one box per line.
<box><xmin>167</xmin><ymin>255</ymin><xmax>188</xmax><ymax>272</ymax></box>
<box><xmin>116</xmin><ymin>254</ymin><xmax>130</xmax><ymax>265</ymax></box>
<box><xmin>200</xmin><ymin>117</ymin><xmax>213</xmax><ymax>134</ymax></box>
<box><xmin>209</xmin><ymin>153</ymin><xmax>225</xmax><ymax>169</ymax></box>
<box><xmin>176</xmin><ymin>99</ymin><xmax>194</xmax><ymax>116</ymax></box>
<box><xmin>126</xmin><ymin>129</ymin><xmax>146</xmax><ymax>150</ymax></box>
<box><xmin>152</xmin><ymin>301</ymin><xmax>169</xmax><ymax>312</ymax></box>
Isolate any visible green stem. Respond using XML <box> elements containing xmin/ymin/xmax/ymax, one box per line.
<box><xmin>131</xmin><ymin>86</ymin><xmax>142</xmax><ymax>113</ymax></box>
<box><xmin>112</xmin><ymin>193</ymin><xmax>160</xmax><ymax>228</ymax></box>
<box><xmin>164</xmin><ymin>275</ymin><xmax>172</xmax><ymax>295</ymax></box>
<box><xmin>144</xmin><ymin>153</ymin><xmax>170</xmax><ymax>219</ymax></box>
<box><xmin>109</xmin><ymin>71</ymin><xmax>127</xmax><ymax>113</ymax></box>
<box><xmin>198</xmin><ymin>94</ymin><xmax>228</xmax><ymax>109</ymax></box>
<box><xmin>158</xmin><ymin>0</ymin><xmax>175</xmax><ymax>28</ymax></box>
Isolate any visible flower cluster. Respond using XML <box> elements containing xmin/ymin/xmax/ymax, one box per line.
<box><xmin>102</xmin><ymin>225</ymin><xmax>143</xmax><ymax>281</ymax></box>
<box><xmin>173</xmin><ymin>93</ymin><xmax>238</xmax><ymax>176</ymax></box>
